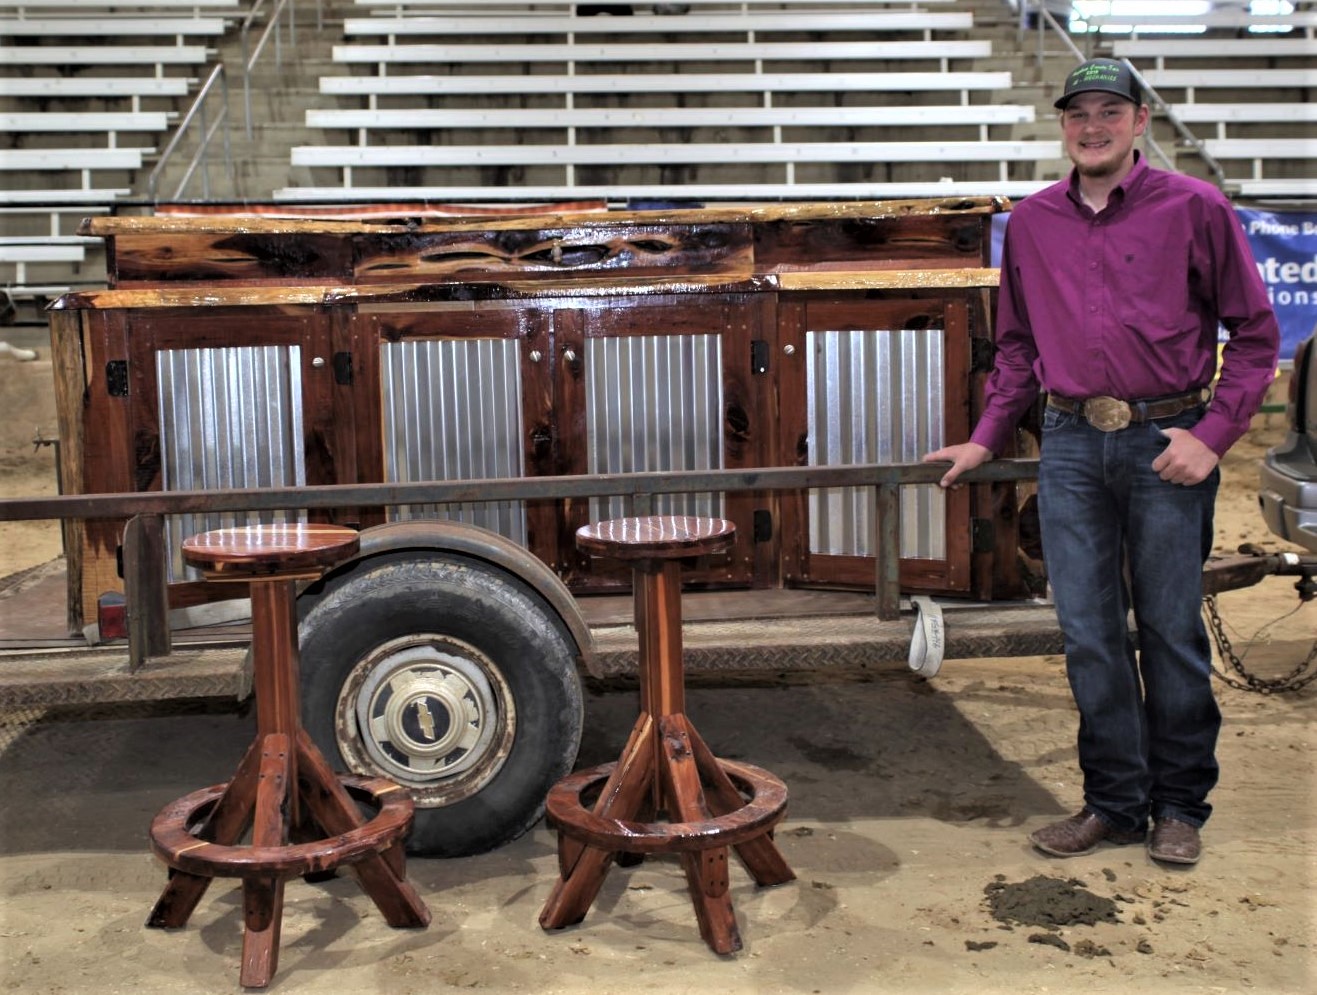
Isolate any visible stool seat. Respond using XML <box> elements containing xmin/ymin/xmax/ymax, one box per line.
<box><xmin>539</xmin><ymin>515</ymin><xmax>793</xmax><ymax>954</ymax></box>
<box><xmin>181</xmin><ymin>523</ymin><xmax>360</xmax><ymax>576</ymax></box>
<box><xmin>575</xmin><ymin>516</ymin><xmax>735</xmax><ymax>560</ymax></box>
<box><xmin>147</xmin><ymin>524</ymin><xmax>428</xmax><ymax>988</ymax></box>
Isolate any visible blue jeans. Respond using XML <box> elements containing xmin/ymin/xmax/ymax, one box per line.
<box><xmin>1038</xmin><ymin>404</ymin><xmax>1221</xmax><ymax>833</ymax></box>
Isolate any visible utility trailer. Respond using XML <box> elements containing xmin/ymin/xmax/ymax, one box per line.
<box><xmin>1</xmin><ymin>197</ymin><xmax>1306</xmax><ymax>856</ymax></box>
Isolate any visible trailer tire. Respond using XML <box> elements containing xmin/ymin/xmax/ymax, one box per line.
<box><xmin>297</xmin><ymin>553</ymin><xmax>584</xmax><ymax>858</ymax></box>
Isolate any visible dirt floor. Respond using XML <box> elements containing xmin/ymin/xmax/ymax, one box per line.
<box><xmin>0</xmin><ymin>330</ymin><xmax>1313</xmax><ymax>994</ymax></box>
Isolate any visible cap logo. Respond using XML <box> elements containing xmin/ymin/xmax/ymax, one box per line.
<box><xmin>1069</xmin><ymin>65</ymin><xmax>1121</xmax><ymax>87</ymax></box>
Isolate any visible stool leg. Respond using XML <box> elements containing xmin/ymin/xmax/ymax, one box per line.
<box><xmin>239</xmin><ymin>734</ymin><xmax>294</xmax><ymax>989</ymax></box>
<box><xmin>561</xmin><ymin>714</ymin><xmax>659</xmax><ymax>872</ymax></box>
<box><xmin>657</xmin><ymin>716</ymin><xmax>741</xmax><ymax>954</ymax></box>
<box><xmin>293</xmin><ymin>731</ymin><xmax>430</xmax><ymax>928</ymax></box>
<box><xmin>682</xmin><ymin>718</ymin><xmax>795</xmax><ymax>888</ymax></box>
<box><xmin>147</xmin><ymin>735</ymin><xmax>267</xmax><ymax>929</ymax></box>
<box><xmin>539</xmin><ymin>715</ymin><xmax>657</xmax><ymax>930</ymax></box>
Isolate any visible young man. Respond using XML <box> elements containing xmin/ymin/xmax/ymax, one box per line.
<box><xmin>924</xmin><ymin>58</ymin><xmax>1279</xmax><ymax>865</ymax></box>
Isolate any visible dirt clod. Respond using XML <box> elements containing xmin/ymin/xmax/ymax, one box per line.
<box><xmin>984</xmin><ymin>875</ymin><xmax>1121</xmax><ymax>928</ymax></box>
<box><xmin>1027</xmin><ymin>932</ymin><xmax>1071</xmax><ymax>951</ymax></box>
<box><xmin>1072</xmin><ymin>939</ymin><xmax>1111</xmax><ymax>958</ymax></box>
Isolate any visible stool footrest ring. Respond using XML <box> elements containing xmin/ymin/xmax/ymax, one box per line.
<box><xmin>545</xmin><ymin>758</ymin><xmax>788</xmax><ymax>854</ymax></box>
<box><xmin>150</xmin><ymin>776</ymin><xmax>414</xmax><ymax>879</ymax></box>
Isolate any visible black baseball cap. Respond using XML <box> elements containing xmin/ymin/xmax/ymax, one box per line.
<box><xmin>1054</xmin><ymin>58</ymin><xmax>1142</xmax><ymax>110</ymax></box>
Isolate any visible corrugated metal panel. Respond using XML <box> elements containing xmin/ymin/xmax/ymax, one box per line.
<box><xmin>806</xmin><ymin>327</ymin><xmax>946</xmax><ymax>559</ymax></box>
<box><xmin>380</xmin><ymin>338</ymin><xmax>527</xmax><ymax>544</ymax></box>
<box><xmin>156</xmin><ymin>345</ymin><xmax>306</xmax><ymax>581</ymax></box>
<box><xmin>586</xmin><ymin>333</ymin><xmax>724</xmax><ymax>522</ymax></box>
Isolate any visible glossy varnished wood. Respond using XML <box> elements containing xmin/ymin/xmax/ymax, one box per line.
<box><xmin>180</xmin><ymin>523</ymin><xmax>360</xmax><ymax>575</ymax></box>
<box><xmin>540</xmin><ymin>516</ymin><xmax>793</xmax><ymax>955</ymax></box>
<box><xmin>148</xmin><ymin>526</ymin><xmax>428</xmax><ymax>989</ymax></box>
<box><xmin>50</xmin><ymin>199</ymin><xmax>1015</xmax><ymax>632</ymax></box>
<box><xmin>576</xmin><ymin>515</ymin><xmax>736</xmax><ymax>561</ymax></box>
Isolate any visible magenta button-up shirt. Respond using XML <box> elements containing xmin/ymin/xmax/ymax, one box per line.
<box><xmin>970</xmin><ymin>154</ymin><xmax>1280</xmax><ymax>458</ymax></box>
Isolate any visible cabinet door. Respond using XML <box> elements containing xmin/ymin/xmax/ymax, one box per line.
<box><xmin>553</xmin><ymin>294</ymin><xmax>769</xmax><ymax>590</ymax></box>
<box><xmin>341</xmin><ymin>304</ymin><xmax>565</xmax><ymax>564</ymax></box>
<box><xmin>777</xmin><ymin>295</ymin><xmax>973</xmax><ymax>594</ymax></box>
<box><xmin>120</xmin><ymin>309</ymin><xmax>336</xmax><ymax>584</ymax></box>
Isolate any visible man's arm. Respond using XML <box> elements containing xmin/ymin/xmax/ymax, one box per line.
<box><xmin>1188</xmin><ymin>195</ymin><xmax>1282</xmax><ymax>458</ymax></box>
<box><xmin>922</xmin><ymin>441</ymin><xmax>995</xmax><ymax>489</ymax></box>
<box><xmin>923</xmin><ymin>217</ymin><xmax>1039</xmax><ymax>485</ymax></box>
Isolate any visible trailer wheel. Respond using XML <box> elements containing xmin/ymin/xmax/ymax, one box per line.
<box><xmin>297</xmin><ymin>553</ymin><xmax>584</xmax><ymax>857</ymax></box>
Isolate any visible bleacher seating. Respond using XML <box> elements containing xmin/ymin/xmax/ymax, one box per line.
<box><xmin>0</xmin><ymin>0</ymin><xmax>1311</xmax><ymax>307</ymax></box>
<box><xmin>279</xmin><ymin>5</ymin><xmax>1059</xmax><ymax>202</ymax></box>
<box><xmin>1</xmin><ymin>111</ymin><xmax>171</xmax><ymax>145</ymax></box>
<box><xmin>1170</xmin><ymin>99</ymin><xmax>1317</xmax><ymax>196</ymax></box>
<box><xmin>0</xmin><ymin>15</ymin><xmax>228</xmax><ymax>36</ymax></box>
<box><xmin>320</xmin><ymin>69</ymin><xmax>1015</xmax><ymax>101</ymax></box>
<box><xmin>0</xmin><ymin>237</ymin><xmax>87</xmax><ymax>278</ymax></box>
<box><xmin>1081</xmin><ymin>9</ymin><xmax>1317</xmax><ymax>38</ymax></box>
<box><xmin>0</xmin><ymin>1</ymin><xmax>235</xmax><ymax>309</ymax></box>
<box><xmin>0</xmin><ymin>76</ymin><xmax>194</xmax><ymax>104</ymax></box>
<box><xmin>1140</xmin><ymin>68</ymin><xmax>1317</xmax><ymax>96</ymax></box>
<box><xmin>1112</xmin><ymin>36</ymin><xmax>1313</xmax><ymax>63</ymax></box>
<box><xmin>343</xmin><ymin>10</ymin><xmax>977</xmax><ymax>34</ymax></box>
<box><xmin>1169</xmin><ymin>101</ymin><xmax>1317</xmax><ymax>138</ymax></box>
<box><xmin>0</xmin><ymin>148</ymin><xmax>146</xmax><ymax>195</ymax></box>
<box><xmin>330</xmin><ymin>37</ymin><xmax>997</xmax><ymax>70</ymax></box>
<box><xmin>0</xmin><ymin>0</ymin><xmax>237</xmax><ymax>7</ymax></box>
<box><xmin>352</xmin><ymin>0</ymin><xmax>959</xmax><ymax>7</ymax></box>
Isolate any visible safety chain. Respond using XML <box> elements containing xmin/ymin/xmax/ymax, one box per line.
<box><xmin>1203</xmin><ymin>594</ymin><xmax>1317</xmax><ymax>694</ymax></box>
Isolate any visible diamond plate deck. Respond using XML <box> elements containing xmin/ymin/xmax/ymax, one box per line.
<box><xmin>0</xmin><ymin>645</ymin><xmax>251</xmax><ymax>708</ymax></box>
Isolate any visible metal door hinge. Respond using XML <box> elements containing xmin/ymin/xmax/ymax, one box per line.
<box><xmin>751</xmin><ymin>340</ymin><xmax>770</xmax><ymax>375</ymax></box>
<box><xmin>106</xmin><ymin>360</ymin><xmax>129</xmax><ymax>397</ymax></box>
<box><xmin>753</xmin><ymin>509</ymin><xmax>773</xmax><ymax>542</ymax></box>
<box><xmin>971</xmin><ymin>517</ymin><xmax>995</xmax><ymax>553</ymax></box>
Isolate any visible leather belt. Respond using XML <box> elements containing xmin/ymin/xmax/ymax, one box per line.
<box><xmin>1046</xmin><ymin>390</ymin><xmax>1206</xmax><ymax>432</ymax></box>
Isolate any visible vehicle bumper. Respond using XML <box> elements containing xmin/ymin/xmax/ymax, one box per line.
<box><xmin>1258</xmin><ymin>459</ymin><xmax>1317</xmax><ymax>552</ymax></box>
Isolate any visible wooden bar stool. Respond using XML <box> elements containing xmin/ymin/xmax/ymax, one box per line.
<box><xmin>539</xmin><ymin>516</ymin><xmax>794</xmax><ymax>954</ymax></box>
<box><xmin>146</xmin><ymin>524</ymin><xmax>430</xmax><ymax>989</ymax></box>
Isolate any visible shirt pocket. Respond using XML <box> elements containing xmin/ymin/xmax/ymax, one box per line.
<box><xmin>1110</xmin><ymin>242</ymin><xmax>1191</xmax><ymax>334</ymax></box>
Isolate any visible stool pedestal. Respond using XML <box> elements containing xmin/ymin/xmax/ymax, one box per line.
<box><xmin>146</xmin><ymin>525</ymin><xmax>429</xmax><ymax>988</ymax></box>
<box><xmin>539</xmin><ymin>517</ymin><xmax>794</xmax><ymax>954</ymax></box>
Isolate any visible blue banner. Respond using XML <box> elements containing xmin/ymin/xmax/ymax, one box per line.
<box><xmin>1237</xmin><ymin>209</ymin><xmax>1317</xmax><ymax>364</ymax></box>
<box><xmin>991</xmin><ymin>208</ymin><xmax>1317</xmax><ymax>362</ymax></box>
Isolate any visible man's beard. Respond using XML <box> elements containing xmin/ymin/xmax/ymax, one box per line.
<box><xmin>1075</xmin><ymin>156</ymin><xmax>1122</xmax><ymax>178</ymax></box>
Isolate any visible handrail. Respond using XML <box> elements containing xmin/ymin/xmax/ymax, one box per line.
<box><xmin>241</xmin><ymin>0</ymin><xmax>324</xmax><ymax>138</ymax></box>
<box><xmin>0</xmin><ymin>458</ymin><xmax>1041</xmax><ymax>643</ymax></box>
<box><xmin>0</xmin><ymin>459</ymin><xmax>1039</xmax><ymax>523</ymax></box>
<box><xmin>241</xmin><ymin>0</ymin><xmax>293</xmax><ymax>139</ymax></box>
<box><xmin>1025</xmin><ymin>11</ymin><xmax>1223</xmax><ymax>185</ymax></box>
<box><xmin>146</xmin><ymin>62</ymin><xmax>236</xmax><ymax>202</ymax></box>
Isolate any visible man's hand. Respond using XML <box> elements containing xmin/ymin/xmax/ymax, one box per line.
<box><xmin>1152</xmin><ymin>428</ymin><xmax>1219</xmax><ymax>485</ymax></box>
<box><xmin>922</xmin><ymin>442</ymin><xmax>994</xmax><ymax>489</ymax></box>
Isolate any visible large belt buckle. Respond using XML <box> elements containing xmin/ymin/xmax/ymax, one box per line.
<box><xmin>1082</xmin><ymin>396</ymin><xmax>1131</xmax><ymax>432</ymax></box>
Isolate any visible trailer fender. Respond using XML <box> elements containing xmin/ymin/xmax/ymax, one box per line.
<box><xmin>308</xmin><ymin>519</ymin><xmax>596</xmax><ymax>675</ymax></box>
